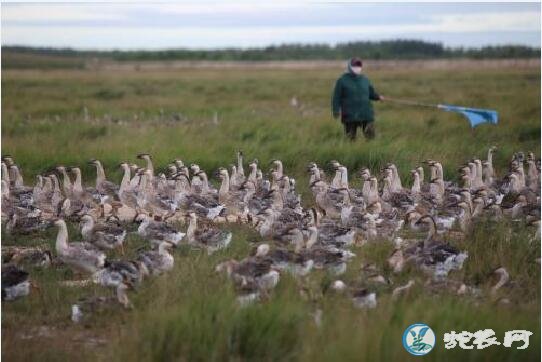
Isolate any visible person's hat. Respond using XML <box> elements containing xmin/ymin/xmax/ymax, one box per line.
<box><xmin>350</xmin><ymin>58</ymin><xmax>363</xmax><ymax>67</ymax></box>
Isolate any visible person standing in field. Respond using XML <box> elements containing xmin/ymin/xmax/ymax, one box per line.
<box><xmin>332</xmin><ymin>58</ymin><xmax>384</xmax><ymax>141</ymax></box>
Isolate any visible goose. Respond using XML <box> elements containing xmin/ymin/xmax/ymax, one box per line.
<box><xmin>117</xmin><ymin>163</ymin><xmax>139</xmax><ymax>215</ymax></box>
<box><xmin>387</xmin><ymin>163</ymin><xmax>403</xmax><ymax>192</ymax></box>
<box><xmin>381</xmin><ymin>171</ymin><xmax>412</xmax><ymax>210</ymax></box>
<box><xmin>486</xmin><ymin>146</ymin><xmax>497</xmax><ymax>177</ymax></box>
<box><xmin>137</xmin><ymin>241</ymin><xmax>174</xmax><ymax>275</ymax></box>
<box><xmin>473</xmin><ymin>159</ymin><xmax>484</xmax><ymax>189</ymax></box>
<box><xmin>2</xmin><ymin>265</ymin><xmax>30</xmax><ymax>301</ymax></box>
<box><xmin>392</xmin><ymin>280</ymin><xmax>415</xmax><ymax>300</ymax></box>
<box><xmin>526</xmin><ymin>152</ymin><xmax>539</xmax><ymax>192</ymax></box>
<box><xmin>271</xmin><ymin>159</ymin><xmax>283</xmax><ymax>179</ymax></box>
<box><xmin>88</xmin><ymin>159</ymin><xmax>119</xmax><ymax>203</ymax></box>
<box><xmin>71</xmin><ymin>283</ymin><xmax>132</xmax><ymax>323</ymax></box>
<box><xmin>230</xmin><ymin>151</ymin><xmax>246</xmax><ymax>190</ymax></box>
<box><xmin>8</xmin><ymin>164</ymin><xmax>24</xmax><ymax>188</ymax></box>
<box><xmin>300</xmin><ymin>227</ymin><xmax>352</xmax><ymax>275</ymax></box>
<box><xmin>359</xmin><ymin>213</ymin><xmax>379</xmax><ymax>241</ymax></box>
<box><xmin>1</xmin><ymin>161</ymin><xmax>10</xmax><ymax>185</ymax></box>
<box><xmin>92</xmin><ymin>259</ymin><xmax>148</xmax><ymax>288</ymax></box>
<box><xmin>490</xmin><ymin>267</ymin><xmax>509</xmax><ymax>296</ymax></box>
<box><xmin>56</xmin><ymin>165</ymin><xmax>73</xmax><ymax>197</ymax></box>
<box><xmin>413</xmin><ymin>215</ymin><xmax>468</xmax><ymax>280</ymax></box>
<box><xmin>501</xmin><ymin>194</ymin><xmax>527</xmax><ymax>219</ymax></box>
<box><xmin>309</xmin><ymin>208</ymin><xmax>355</xmax><ymax>247</ymax></box>
<box><xmin>53</xmin><ymin>219</ymin><xmax>106</xmax><ymax>274</ymax></box>
<box><xmin>263</xmin><ymin>246</ymin><xmax>314</xmax><ymax>277</ymax></box>
<box><xmin>388</xmin><ymin>237</ymin><xmax>407</xmax><ymax>273</ymax></box>
<box><xmin>330</xmin><ymin>282</ymin><xmax>377</xmax><ymax>309</ymax></box>
<box><xmin>194</xmin><ymin>170</ymin><xmax>217</xmax><ymax>196</ymax></box>
<box><xmin>63</xmin><ymin>167</ymin><xmax>100</xmax><ymax>217</ymax></box>
<box><xmin>215</xmin><ymin>257</ymin><xmax>280</xmax><ymax>292</ymax></box>
<box><xmin>312</xmin><ymin>184</ymin><xmax>349</xmax><ymax>219</ymax></box>
<box><xmin>135</xmin><ymin>213</ymin><xmax>185</xmax><ymax>247</ymax></box>
<box><xmin>137</xmin><ymin>153</ymin><xmax>154</xmax><ymax>178</ymax></box>
<box><xmin>129</xmin><ymin>164</ymin><xmax>142</xmax><ymax>189</ymax></box>
<box><xmin>80</xmin><ymin>215</ymin><xmax>127</xmax><ymax>252</ymax></box>
<box><xmin>237</xmin><ymin>150</ymin><xmax>245</xmax><ymax>179</ymax></box>
<box><xmin>216</xmin><ymin>167</ymin><xmax>248</xmax><ymax>219</ymax></box>
<box><xmin>329</xmin><ymin>161</ymin><xmax>344</xmax><ymax>189</ymax></box>
<box><xmin>5</xmin><ymin>205</ymin><xmax>47</xmax><ymax>234</ymax></box>
<box><xmin>7</xmin><ymin>165</ymin><xmax>34</xmax><ymax>208</ymax></box>
<box><xmin>247</xmin><ymin>159</ymin><xmax>259</xmax><ymax>184</ymax></box>
<box><xmin>455</xmin><ymin>201</ymin><xmax>472</xmax><ymax>232</ymax></box>
<box><xmin>186</xmin><ymin>212</ymin><xmax>232</xmax><ymax>254</ymax></box>
<box><xmin>410</xmin><ymin>169</ymin><xmax>422</xmax><ymax>198</ymax></box>
<box><xmin>3</xmin><ymin>246</ymin><xmax>52</xmax><ymax>268</ymax></box>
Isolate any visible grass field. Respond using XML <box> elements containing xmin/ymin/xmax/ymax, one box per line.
<box><xmin>1</xmin><ymin>62</ymin><xmax>540</xmax><ymax>361</ymax></box>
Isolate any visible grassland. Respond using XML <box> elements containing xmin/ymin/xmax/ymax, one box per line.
<box><xmin>1</xmin><ymin>62</ymin><xmax>540</xmax><ymax>361</ymax></box>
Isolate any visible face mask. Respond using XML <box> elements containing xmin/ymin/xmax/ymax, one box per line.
<box><xmin>351</xmin><ymin>66</ymin><xmax>362</xmax><ymax>75</ymax></box>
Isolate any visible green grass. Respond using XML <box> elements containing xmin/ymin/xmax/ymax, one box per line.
<box><xmin>1</xmin><ymin>64</ymin><xmax>540</xmax><ymax>361</ymax></box>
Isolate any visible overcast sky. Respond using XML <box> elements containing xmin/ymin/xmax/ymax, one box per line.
<box><xmin>1</xmin><ymin>1</ymin><xmax>540</xmax><ymax>50</ymax></box>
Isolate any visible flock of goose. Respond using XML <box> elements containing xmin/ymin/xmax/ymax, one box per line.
<box><xmin>1</xmin><ymin>148</ymin><xmax>540</xmax><ymax>320</ymax></box>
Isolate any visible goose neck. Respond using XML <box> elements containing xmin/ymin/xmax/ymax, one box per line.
<box><xmin>55</xmin><ymin>221</ymin><xmax>69</xmax><ymax>254</ymax></box>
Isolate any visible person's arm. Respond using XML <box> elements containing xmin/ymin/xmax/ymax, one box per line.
<box><xmin>369</xmin><ymin>83</ymin><xmax>384</xmax><ymax>101</ymax></box>
<box><xmin>332</xmin><ymin>78</ymin><xmax>343</xmax><ymax>118</ymax></box>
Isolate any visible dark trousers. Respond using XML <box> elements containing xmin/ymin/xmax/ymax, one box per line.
<box><xmin>343</xmin><ymin>121</ymin><xmax>375</xmax><ymax>141</ymax></box>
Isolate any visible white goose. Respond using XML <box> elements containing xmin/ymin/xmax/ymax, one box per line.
<box><xmin>54</xmin><ymin>219</ymin><xmax>106</xmax><ymax>274</ymax></box>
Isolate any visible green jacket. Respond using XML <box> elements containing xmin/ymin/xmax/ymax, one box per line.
<box><xmin>332</xmin><ymin>73</ymin><xmax>380</xmax><ymax>123</ymax></box>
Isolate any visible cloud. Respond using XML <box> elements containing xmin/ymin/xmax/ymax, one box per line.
<box><xmin>1</xmin><ymin>3</ymin><xmax>539</xmax><ymax>48</ymax></box>
<box><xmin>1</xmin><ymin>4</ymin><xmax>127</xmax><ymax>22</ymax></box>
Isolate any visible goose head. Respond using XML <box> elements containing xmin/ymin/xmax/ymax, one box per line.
<box><xmin>63</xmin><ymin>165</ymin><xmax>77</xmax><ymax>176</ymax></box>
<box><xmin>173</xmin><ymin>159</ymin><xmax>184</xmax><ymax>168</ymax></box>
<box><xmin>329</xmin><ymin>160</ymin><xmax>341</xmax><ymax>170</ymax></box>
<box><xmin>491</xmin><ymin>267</ymin><xmax>509</xmax><ymax>295</ymax></box>
<box><xmin>331</xmin><ymin>280</ymin><xmax>347</xmax><ymax>292</ymax></box>
<box><xmin>136</xmin><ymin>153</ymin><xmax>152</xmax><ymax>161</ymax></box>
<box><xmin>359</xmin><ymin>168</ymin><xmax>371</xmax><ymax>180</ymax></box>
<box><xmin>79</xmin><ymin>214</ymin><xmax>95</xmax><ymax>230</ymax></box>
<box><xmin>249</xmin><ymin>159</ymin><xmax>258</xmax><ymax>168</ymax></box>
<box><xmin>514</xmin><ymin>152</ymin><xmax>525</xmax><ymax>163</ymax></box>
<box><xmin>255</xmin><ymin>244</ymin><xmax>270</xmax><ymax>258</ymax></box>
<box><xmin>167</xmin><ymin>164</ymin><xmax>177</xmax><ymax>175</ymax></box>
<box><xmin>216</xmin><ymin>167</ymin><xmax>229</xmax><ymax>180</ymax></box>
<box><xmin>88</xmin><ymin>159</ymin><xmax>101</xmax><ymax>167</ymax></box>
<box><xmin>307</xmin><ymin>162</ymin><xmax>318</xmax><ymax>173</ymax></box>
<box><xmin>2</xmin><ymin>155</ymin><xmax>14</xmax><ymax>167</ymax></box>
<box><xmin>189</xmin><ymin>163</ymin><xmax>201</xmax><ymax>174</ymax></box>
<box><xmin>56</xmin><ymin>165</ymin><xmax>68</xmax><ymax>174</ymax></box>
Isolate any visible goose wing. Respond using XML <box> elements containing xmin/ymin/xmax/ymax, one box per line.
<box><xmin>2</xmin><ymin>265</ymin><xmax>29</xmax><ymax>287</ymax></box>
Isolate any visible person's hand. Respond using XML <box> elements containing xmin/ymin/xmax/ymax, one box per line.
<box><xmin>379</xmin><ymin>95</ymin><xmax>385</xmax><ymax>101</ymax></box>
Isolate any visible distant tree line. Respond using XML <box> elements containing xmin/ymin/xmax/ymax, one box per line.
<box><xmin>3</xmin><ymin>40</ymin><xmax>540</xmax><ymax>62</ymax></box>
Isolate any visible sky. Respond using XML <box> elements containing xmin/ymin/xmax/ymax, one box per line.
<box><xmin>1</xmin><ymin>1</ymin><xmax>540</xmax><ymax>50</ymax></box>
